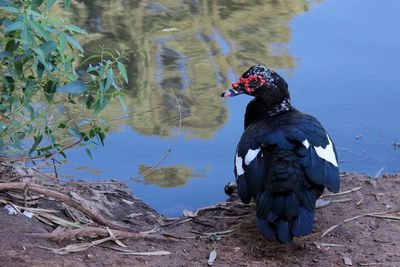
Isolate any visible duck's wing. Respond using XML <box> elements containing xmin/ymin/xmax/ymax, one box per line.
<box><xmin>234</xmin><ymin>112</ymin><xmax>340</xmax><ymax>204</ymax></box>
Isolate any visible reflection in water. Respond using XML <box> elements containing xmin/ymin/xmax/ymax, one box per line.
<box><xmin>134</xmin><ymin>165</ymin><xmax>203</xmax><ymax>188</ymax></box>
<box><xmin>57</xmin><ymin>0</ymin><xmax>400</xmax><ymax>216</ymax></box>
<box><xmin>59</xmin><ymin>0</ymin><xmax>320</xmax><ymax>195</ymax></box>
<box><xmin>71</xmin><ymin>0</ymin><xmax>311</xmax><ymax>141</ymax></box>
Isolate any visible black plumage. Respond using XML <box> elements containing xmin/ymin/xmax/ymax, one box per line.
<box><xmin>222</xmin><ymin>65</ymin><xmax>340</xmax><ymax>243</ymax></box>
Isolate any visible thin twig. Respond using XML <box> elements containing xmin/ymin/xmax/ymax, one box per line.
<box><xmin>314</xmin><ymin>242</ymin><xmax>349</xmax><ymax>248</ymax></box>
<box><xmin>321</xmin><ymin>211</ymin><xmax>395</xmax><ymax>238</ymax></box>
<box><xmin>366</xmin><ymin>214</ymin><xmax>400</xmax><ymax>220</ymax></box>
<box><xmin>214</xmin><ymin>214</ymin><xmax>253</xmax><ymax>219</ymax></box>
<box><xmin>162</xmin><ymin>218</ymin><xmax>193</xmax><ymax>227</ymax></box>
<box><xmin>323</xmin><ymin>186</ymin><xmax>362</xmax><ymax>197</ymax></box>
<box><xmin>359</xmin><ymin>262</ymin><xmax>400</xmax><ymax>266</ymax></box>
<box><xmin>330</xmin><ymin>198</ymin><xmax>353</xmax><ymax>203</ymax></box>
<box><xmin>101</xmin><ymin>245</ymin><xmax>171</xmax><ymax>256</ymax></box>
<box><xmin>131</xmin><ymin>89</ymin><xmax>182</xmax><ymax>180</ymax></box>
<box><xmin>30</xmin><ymin>167</ymin><xmax>58</xmax><ymax>180</ymax></box>
<box><xmin>51</xmin><ymin>157</ymin><xmax>58</xmax><ymax>180</ymax></box>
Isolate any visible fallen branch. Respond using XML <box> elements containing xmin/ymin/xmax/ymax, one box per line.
<box><xmin>321</xmin><ymin>211</ymin><xmax>395</xmax><ymax>238</ymax></box>
<box><xmin>0</xmin><ymin>182</ymin><xmax>131</xmax><ymax>231</ymax></box>
<box><xmin>359</xmin><ymin>262</ymin><xmax>400</xmax><ymax>266</ymax></box>
<box><xmin>214</xmin><ymin>214</ymin><xmax>253</xmax><ymax>219</ymax></box>
<box><xmin>39</xmin><ymin>236</ymin><xmax>115</xmax><ymax>254</ymax></box>
<box><xmin>331</xmin><ymin>198</ymin><xmax>353</xmax><ymax>203</ymax></box>
<box><xmin>366</xmin><ymin>214</ymin><xmax>400</xmax><ymax>220</ymax></box>
<box><xmin>162</xmin><ymin>218</ymin><xmax>193</xmax><ymax>227</ymax></box>
<box><xmin>103</xmin><ymin>245</ymin><xmax>171</xmax><ymax>256</ymax></box>
<box><xmin>28</xmin><ymin>226</ymin><xmax>177</xmax><ymax>242</ymax></box>
<box><xmin>323</xmin><ymin>186</ymin><xmax>362</xmax><ymax>197</ymax></box>
<box><xmin>314</xmin><ymin>242</ymin><xmax>349</xmax><ymax>248</ymax></box>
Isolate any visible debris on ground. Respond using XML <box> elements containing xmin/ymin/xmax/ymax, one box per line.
<box><xmin>0</xmin><ymin>160</ymin><xmax>399</xmax><ymax>266</ymax></box>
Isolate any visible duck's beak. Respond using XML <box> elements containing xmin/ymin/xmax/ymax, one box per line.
<box><xmin>221</xmin><ymin>88</ymin><xmax>244</xmax><ymax>98</ymax></box>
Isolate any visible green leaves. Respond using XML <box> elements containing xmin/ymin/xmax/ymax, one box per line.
<box><xmin>0</xmin><ymin>3</ymin><xmax>19</xmax><ymax>14</ymax></box>
<box><xmin>66</xmin><ymin>24</ymin><xmax>87</xmax><ymax>35</ymax></box>
<box><xmin>40</xmin><ymin>40</ymin><xmax>57</xmax><ymax>54</ymax></box>
<box><xmin>64</xmin><ymin>0</ymin><xmax>71</xmax><ymax>10</ymax></box>
<box><xmin>5</xmin><ymin>21</ymin><xmax>25</xmax><ymax>33</ymax></box>
<box><xmin>104</xmin><ymin>68</ymin><xmax>114</xmax><ymax>92</ymax></box>
<box><xmin>45</xmin><ymin>0</ymin><xmax>56</xmax><ymax>10</ymax></box>
<box><xmin>57</xmin><ymin>80</ymin><xmax>88</xmax><ymax>95</ymax></box>
<box><xmin>66</xmin><ymin>34</ymin><xmax>84</xmax><ymax>52</ymax></box>
<box><xmin>58</xmin><ymin>32</ymin><xmax>67</xmax><ymax>54</ymax></box>
<box><xmin>30</xmin><ymin>0</ymin><xmax>44</xmax><ymax>11</ymax></box>
<box><xmin>0</xmin><ymin>0</ymin><xmax>128</xmax><ymax>159</ymax></box>
<box><xmin>117</xmin><ymin>62</ymin><xmax>128</xmax><ymax>84</ymax></box>
<box><xmin>28</xmin><ymin>19</ymin><xmax>52</xmax><ymax>41</ymax></box>
<box><xmin>28</xmin><ymin>134</ymin><xmax>43</xmax><ymax>155</ymax></box>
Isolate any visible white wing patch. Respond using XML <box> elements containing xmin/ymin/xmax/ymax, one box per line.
<box><xmin>314</xmin><ymin>134</ymin><xmax>338</xmax><ymax>167</ymax></box>
<box><xmin>302</xmin><ymin>135</ymin><xmax>338</xmax><ymax>167</ymax></box>
<box><xmin>302</xmin><ymin>139</ymin><xmax>310</xmax><ymax>149</ymax></box>
<box><xmin>235</xmin><ymin>153</ymin><xmax>244</xmax><ymax>176</ymax></box>
<box><xmin>244</xmin><ymin>148</ymin><xmax>261</xmax><ymax>165</ymax></box>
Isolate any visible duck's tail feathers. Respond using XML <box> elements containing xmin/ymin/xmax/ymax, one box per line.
<box><xmin>256</xmin><ymin>190</ymin><xmax>317</xmax><ymax>243</ymax></box>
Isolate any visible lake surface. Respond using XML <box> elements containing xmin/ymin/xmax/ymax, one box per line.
<box><xmin>61</xmin><ymin>0</ymin><xmax>400</xmax><ymax>216</ymax></box>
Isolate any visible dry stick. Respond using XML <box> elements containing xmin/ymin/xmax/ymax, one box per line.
<box><xmin>51</xmin><ymin>156</ymin><xmax>58</xmax><ymax>180</ymax></box>
<box><xmin>321</xmin><ymin>210</ymin><xmax>396</xmax><ymax>238</ymax></box>
<box><xmin>131</xmin><ymin>89</ymin><xmax>182</xmax><ymax>180</ymax></box>
<box><xmin>366</xmin><ymin>214</ymin><xmax>400</xmax><ymax>220</ymax></box>
<box><xmin>29</xmin><ymin>167</ymin><xmax>58</xmax><ymax>180</ymax></box>
<box><xmin>359</xmin><ymin>262</ymin><xmax>400</xmax><ymax>266</ymax></box>
<box><xmin>101</xmin><ymin>245</ymin><xmax>171</xmax><ymax>256</ymax></box>
<box><xmin>27</xmin><ymin>226</ymin><xmax>176</xmax><ymax>242</ymax></box>
<box><xmin>314</xmin><ymin>242</ymin><xmax>349</xmax><ymax>248</ymax></box>
<box><xmin>162</xmin><ymin>218</ymin><xmax>193</xmax><ymax>227</ymax></box>
<box><xmin>323</xmin><ymin>186</ymin><xmax>362</xmax><ymax>197</ymax></box>
<box><xmin>214</xmin><ymin>214</ymin><xmax>254</xmax><ymax>219</ymax></box>
<box><xmin>0</xmin><ymin>182</ymin><xmax>135</xmax><ymax>232</ymax></box>
<box><xmin>330</xmin><ymin>198</ymin><xmax>353</xmax><ymax>203</ymax></box>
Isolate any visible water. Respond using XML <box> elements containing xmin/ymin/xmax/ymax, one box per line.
<box><xmin>60</xmin><ymin>0</ymin><xmax>400</xmax><ymax>216</ymax></box>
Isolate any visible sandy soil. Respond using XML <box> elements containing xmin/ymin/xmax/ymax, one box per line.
<box><xmin>0</xmin><ymin>161</ymin><xmax>399</xmax><ymax>267</ymax></box>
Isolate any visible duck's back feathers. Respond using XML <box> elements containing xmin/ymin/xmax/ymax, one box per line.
<box><xmin>236</xmin><ymin>110</ymin><xmax>339</xmax><ymax>193</ymax></box>
<box><xmin>234</xmin><ymin>109</ymin><xmax>339</xmax><ymax>243</ymax></box>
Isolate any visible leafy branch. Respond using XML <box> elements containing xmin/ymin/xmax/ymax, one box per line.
<box><xmin>0</xmin><ymin>0</ymin><xmax>128</xmax><ymax>159</ymax></box>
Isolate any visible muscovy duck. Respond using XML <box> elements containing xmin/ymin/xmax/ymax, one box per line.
<box><xmin>222</xmin><ymin>65</ymin><xmax>340</xmax><ymax>243</ymax></box>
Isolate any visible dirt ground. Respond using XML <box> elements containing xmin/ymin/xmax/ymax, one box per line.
<box><xmin>0</xmin><ymin>161</ymin><xmax>399</xmax><ymax>267</ymax></box>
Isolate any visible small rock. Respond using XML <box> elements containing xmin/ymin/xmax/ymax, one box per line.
<box><xmin>4</xmin><ymin>204</ymin><xmax>18</xmax><ymax>215</ymax></box>
<box><xmin>316</xmin><ymin>198</ymin><xmax>331</xmax><ymax>209</ymax></box>
<box><xmin>343</xmin><ymin>256</ymin><xmax>352</xmax><ymax>266</ymax></box>
<box><xmin>208</xmin><ymin>249</ymin><xmax>217</xmax><ymax>266</ymax></box>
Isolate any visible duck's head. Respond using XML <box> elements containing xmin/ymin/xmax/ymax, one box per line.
<box><xmin>221</xmin><ymin>65</ymin><xmax>289</xmax><ymax>103</ymax></box>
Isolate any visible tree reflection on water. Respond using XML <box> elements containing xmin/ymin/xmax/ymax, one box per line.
<box><xmin>66</xmin><ymin>0</ymin><xmax>319</xmax><ymax>187</ymax></box>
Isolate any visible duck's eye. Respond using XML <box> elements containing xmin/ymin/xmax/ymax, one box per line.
<box><xmin>251</xmin><ymin>78</ymin><xmax>257</xmax><ymax>83</ymax></box>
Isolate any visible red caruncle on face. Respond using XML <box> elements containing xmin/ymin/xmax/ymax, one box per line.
<box><xmin>232</xmin><ymin>74</ymin><xmax>266</xmax><ymax>93</ymax></box>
